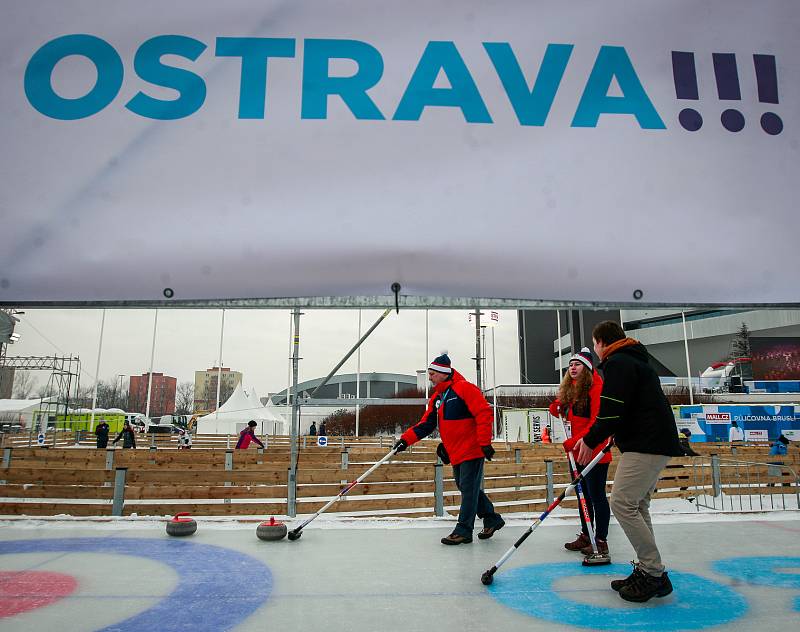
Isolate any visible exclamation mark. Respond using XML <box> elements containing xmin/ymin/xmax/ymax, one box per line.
<box><xmin>672</xmin><ymin>51</ymin><xmax>702</xmax><ymax>131</ymax></box>
<box><xmin>753</xmin><ymin>54</ymin><xmax>783</xmax><ymax>135</ymax></box>
<box><xmin>713</xmin><ymin>53</ymin><xmax>745</xmax><ymax>132</ymax></box>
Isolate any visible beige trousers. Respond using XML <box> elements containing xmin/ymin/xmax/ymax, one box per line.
<box><xmin>609</xmin><ymin>451</ymin><xmax>670</xmax><ymax>577</ymax></box>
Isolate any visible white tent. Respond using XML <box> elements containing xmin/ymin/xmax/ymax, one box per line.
<box><xmin>0</xmin><ymin>398</ymin><xmax>42</xmax><ymax>428</ymax></box>
<box><xmin>261</xmin><ymin>396</ymin><xmax>287</xmax><ymax>436</ymax></box>
<box><xmin>247</xmin><ymin>386</ymin><xmax>286</xmax><ymax>435</ymax></box>
<box><xmin>195</xmin><ymin>383</ymin><xmax>282</xmax><ymax>436</ymax></box>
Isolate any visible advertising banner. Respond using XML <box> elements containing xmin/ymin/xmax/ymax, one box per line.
<box><xmin>1</xmin><ymin>1</ymin><xmax>799</xmax><ymax>305</ymax></box>
<box><xmin>677</xmin><ymin>404</ymin><xmax>800</xmax><ymax>441</ymax></box>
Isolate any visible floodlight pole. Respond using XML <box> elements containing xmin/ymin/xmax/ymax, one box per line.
<box><xmin>424</xmin><ymin>309</ymin><xmax>429</xmax><ymax>399</ymax></box>
<box><xmin>556</xmin><ymin>309</ymin><xmax>564</xmax><ymax>378</ymax></box>
<box><xmin>285</xmin><ymin>311</ymin><xmax>293</xmax><ymax>436</ymax></box>
<box><xmin>145</xmin><ymin>309</ymin><xmax>158</xmax><ymax>420</ymax></box>
<box><xmin>288</xmin><ymin>308</ymin><xmax>302</xmax><ymax>516</ymax></box>
<box><xmin>491</xmin><ymin>325</ymin><xmax>498</xmax><ymax>439</ymax></box>
<box><xmin>215</xmin><ymin>309</ymin><xmax>226</xmax><ymax>438</ymax></box>
<box><xmin>89</xmin><ymin>309</ymin><xmax>107</xmax><ymax>432</ymax></box>
<box><xmin>473</xmin><ymin>310</ymin><xmax>482</xmax><ymax>389</ymax></box>
<box><xmin>355</xmin><ymin>309</ymin><xmax>362</xmax><ymax>437</ymax></box>
<box><xmin>681</xmin><ymin>311</ymin><xmax>694</xmax><ymax>405</ymax></box>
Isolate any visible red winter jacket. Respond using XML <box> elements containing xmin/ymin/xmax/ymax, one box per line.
<box><xmin>548</xmin><ymin>371</ymin><xmax>611</xmax><ymax>464</ymax></box>
<box><xmin>401</xmin><ymin>370</ymin><xmax>493</xmax><ymax>465</ymax></box>
<box><xmin>236</xmin><ymin>427</ymin><xmax>264</xmax><ymax>450</ymax></box>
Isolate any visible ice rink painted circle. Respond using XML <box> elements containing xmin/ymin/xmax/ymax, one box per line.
<box><xmin>0</xmin><ymin>571</ymin><xmax>78</xmax><ymax>617</ymax></box>
<box><xmin>713</xmin><ymin>556</ymin><xmax>800</xmax><ymax>611</ymax></box>
<box><xmin>0</xmin><ymin>538</ymin><xmax>272</xmax><ymax>631</ymax></box>
<box><xmin>488</xmin><ymin>562</ymin><xmax>748</xmax><ymax>630</ymax></box>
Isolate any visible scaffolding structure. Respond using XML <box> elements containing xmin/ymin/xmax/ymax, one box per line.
<box><xmin>0</xmin><ymin>355</ymin><xmax>82</xmax><ymax>442</ymax></box>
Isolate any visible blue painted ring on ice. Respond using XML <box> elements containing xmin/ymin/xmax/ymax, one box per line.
<box><xmin>0</xmin><ymin>538</ymin><xmax>272</xmax><ymax>631</ymax></box>
<box><xmin>713</xmin><ymin>556</ymin><xmax>800</xmax><ymax>611</ymax></box>
<box><xmin>487</xmin><ymin>562</ymin><xmax>747</xmax><ymax>630</ymax></box>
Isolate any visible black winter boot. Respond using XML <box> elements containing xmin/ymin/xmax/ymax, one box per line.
<box><xmin>618</xmin><ymin>571</ymin><xmax>673</xmax><ymax>602</ymax></box>
<box><xmin>611</xmin><ymin>562</ymin><xmax>645</xmax><ymax>591</ymax></box>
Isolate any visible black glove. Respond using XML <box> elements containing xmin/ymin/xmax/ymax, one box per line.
<box><xmin>393</xmin><ymin>438</ymin><xmax>408</xmax><ymax>453</ymax></box>
<box><xmin>481</xmin><ymin>444</ymin><xmax>495</xmax><ymax>461</ymax></box>
<box><xmin>436</xmin><ymin>442</ymin><xmax>450</xmax><ymax>465</ymax></box>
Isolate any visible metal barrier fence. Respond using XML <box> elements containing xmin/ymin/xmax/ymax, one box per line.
<box><xmin>692</xmin><ymin>455</ymin><xmax>800</xmax><ymax>512</ymax></box>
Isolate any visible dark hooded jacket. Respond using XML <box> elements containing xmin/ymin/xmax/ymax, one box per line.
<box><xmin>583</xmin><ymin>340</ymin><xmax>683</xmax><ymax>456</ymax></box>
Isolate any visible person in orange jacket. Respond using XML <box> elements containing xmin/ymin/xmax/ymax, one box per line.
<box><xmin>549</xmin><ymin>347</ymin><xmax>610</xmax><ymax>556</ymax></box>
<box><xmin>394</xmin><ymin>353</ymin><xmax>503</xmax><ymax>545</ymax></box>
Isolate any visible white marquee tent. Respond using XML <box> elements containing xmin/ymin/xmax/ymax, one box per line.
<box><xmin>195</xmin><ymin>383</ymin><xmax>286</xmax><ymax>436</ymax></box>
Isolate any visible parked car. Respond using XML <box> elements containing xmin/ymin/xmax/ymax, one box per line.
<box><xmin>129</xmin><ymin>415</ymin><xmax>174</xmax><ymax>434</ymax></box>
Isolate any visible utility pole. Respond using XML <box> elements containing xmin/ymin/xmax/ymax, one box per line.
<box><xmin>288</xmin><ymin>308</ymin><xmax>302</xmax><ymax>517</ymax></box>
<box><xmin>472</xmin><ymin>309</ymin><xmax>482</xmax><ymax>389</ymax></box>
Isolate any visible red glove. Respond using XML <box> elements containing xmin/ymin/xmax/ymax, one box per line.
<box><xmin>563</xmin><ymin>437</ymin><xmax>577</xmax><ymax>453</ymax></box>
<box><xmin>548</xmin><ymin>400</ymin><xmax>562</xmax><ymax>417</ymax></box>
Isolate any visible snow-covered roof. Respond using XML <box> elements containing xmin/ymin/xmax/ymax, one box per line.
<box><xmin>0</xmin><ymin>398</ymin><xmax>42</xmax><ymax>413</ymax></box>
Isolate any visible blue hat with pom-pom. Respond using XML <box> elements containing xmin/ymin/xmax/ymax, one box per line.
<box><xmin>429</xmin><ymin>352</ymin><xmax>452</xmax><ymax>374</ymax></box>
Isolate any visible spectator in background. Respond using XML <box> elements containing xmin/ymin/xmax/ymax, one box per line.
<box><xmin>309</xmin><ymin>421</ymin><xmax>317</xmax><ymax>436</ymax></box>
<box><xmin>178</xmin><ymin>428</ymin><xmax>192</xmax><ymax>449</ymax></box>
<box><xmin>112</xmin><ymin>421</ymin><xmax>137</xmax><ymax>449</ymax></box>
<box><xmin>678</xmin><ymin>428</ymin><xmax>700</xmax><ymax>457</ymax></box>
<box><xmin>768</xmin><ymin>434</ymin><xmax>790</xmax><ymax>486</ymax></box>
<box><xmin>769</xmin><ymin>434</ymin><xmax>790</xmax><ymax>457</ymax></box>
<box><xmin>729</xmin><ymin>421</ymin><xmax>744</xmax><ymax>442</ymax></box>
<box><xmin>319</xmin><ymin>421</ymin><xmax>327</xmax><ymax>437</ymax></box>
<box><xmin>236</xmin><ymin>420</ymin><xmax>264</xmax><ymax>449</ymax></box>
<box><xmin>95</xmin><ymin>419</ymin><xmax>110</xmax><ymax>449</ymax></box>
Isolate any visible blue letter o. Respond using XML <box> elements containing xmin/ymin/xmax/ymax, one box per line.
<box><xmin>24</xmin><ymin>34</ymin><xmax>123</xmax><ymax>120</ymax></box>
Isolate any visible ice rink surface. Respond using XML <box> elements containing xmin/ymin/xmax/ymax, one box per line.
<box><xmin>1</xmin><ymin>512</ymin><xmax>799</xmax><ymax>631</ymax></box>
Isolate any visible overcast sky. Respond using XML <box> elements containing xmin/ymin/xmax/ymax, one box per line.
<box><xmin>7</xmin><ymin>308</ymin><xmax>522</xmax><ymax>396</ymax></box>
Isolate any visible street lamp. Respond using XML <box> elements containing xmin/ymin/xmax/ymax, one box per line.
<box><xmin>485</xmin><ymin>312</ymin><xmax>501</xmax><ymax>441</ymax></box>
<box><xmin>468</xmin><ymin>311</ymin><xmax>501</xmax><ymax>439</ymax></box>
<box><xmin>117</xmin><ymin>374</ymin><xmax>126</xmax><ymax>410</ymax></box>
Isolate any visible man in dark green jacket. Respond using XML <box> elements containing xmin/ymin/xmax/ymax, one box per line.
<box><xmin>575</xmin><ymin>321</ymin><xmax>682</xmax><ymax>604</ymax></box>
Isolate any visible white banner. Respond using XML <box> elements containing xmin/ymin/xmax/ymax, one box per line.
<box><xmin>1</xmin><ymin>1</ymin><xmax>798</xmax><ymax>305</ymax></box>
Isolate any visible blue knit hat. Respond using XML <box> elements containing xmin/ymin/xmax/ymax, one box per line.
<box><xmin>429</xmin><ymin>352</ymin><xmax>452</xmax><ymax>374</ymax></box>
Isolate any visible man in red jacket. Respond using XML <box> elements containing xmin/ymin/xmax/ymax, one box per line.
<box><xmin>394</xmin><ymin>353</ymin><xmax>503</xmax><ymax>545</ymax></box>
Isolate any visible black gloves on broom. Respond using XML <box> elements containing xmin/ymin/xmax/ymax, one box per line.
<box><xmin>393</xmin><ymin>438</ymin><xmax>408</xmax><ymax>453</ymax></box>
<box><xmin>481</xmin><ymin>445</ymin><xmax>495</xmax><ymax>461</ymax></box>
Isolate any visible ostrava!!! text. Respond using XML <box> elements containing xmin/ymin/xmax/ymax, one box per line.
<box><xmin>25</xmin><ymin>35</ymin><xmax>665</xmax><ymax>128</ymax></box>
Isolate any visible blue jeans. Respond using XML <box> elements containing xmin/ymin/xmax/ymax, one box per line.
<box><xmin>452</xmin><ymin>458</ymin><xmax>503</xmax><ymax>537</ymax></box>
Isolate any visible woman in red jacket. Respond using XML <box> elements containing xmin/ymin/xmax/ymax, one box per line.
<box><xmin>549</xmin><ymin>348</ymin><xmax>611</xmax><ymax>555</ymax></box>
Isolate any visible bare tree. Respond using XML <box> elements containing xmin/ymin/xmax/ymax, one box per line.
<box><xmin>175</xmin><ymin>381</ymin><xmax>195</xmax><ymax>415</ymax></box>
<box><xmin>219</xmin><ymin>381</ymin><xmax>235</xmax><ymax>407</ymax></box>
<box><xmin>12</xmin><ymin>371</ymin><xmax>37</xmax><ymax>398</ymax></box>
<box><xmin>36</xmin><ymin>382</ymin><xmax>55</xmax><ymax>399</ymax></box>
<box><xmin>95</xmin><ymin>379</ymin><xmax>126</xmax><ymax>409</ymax></box>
